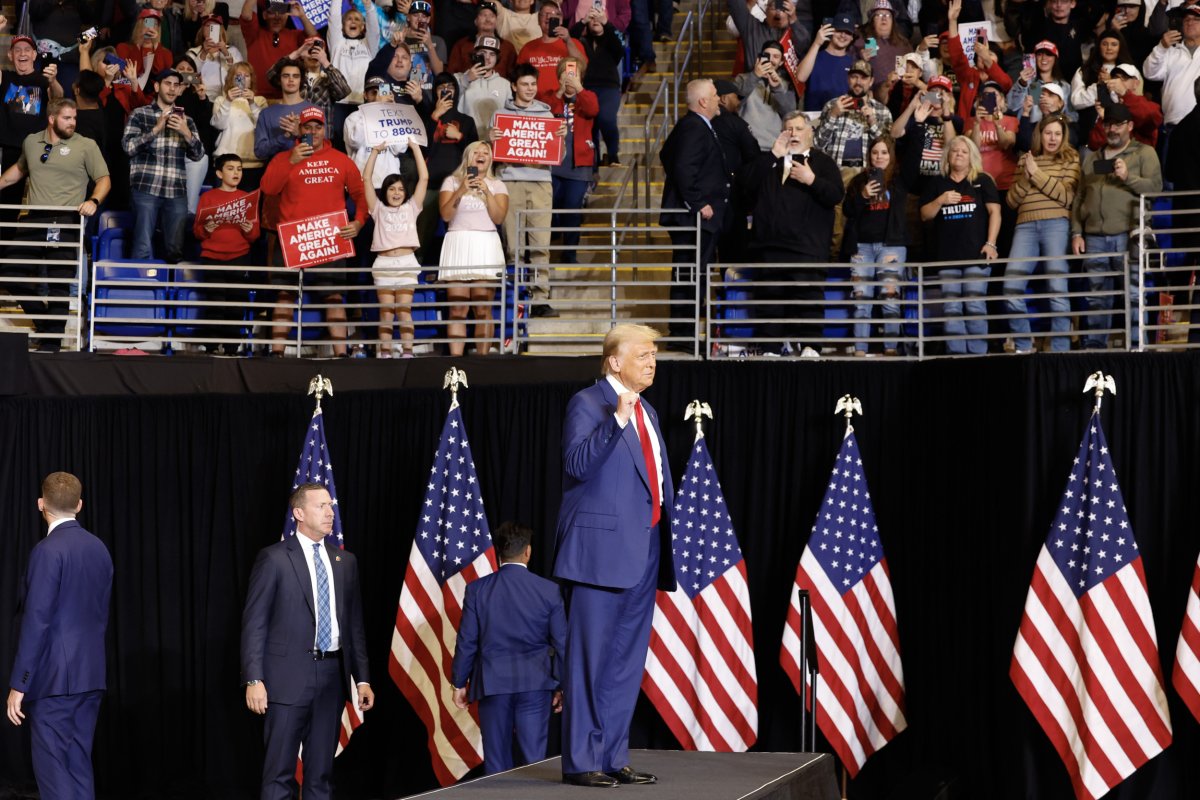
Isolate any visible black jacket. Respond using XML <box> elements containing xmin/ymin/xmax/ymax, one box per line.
<box><xmin>745</xmin><ymin>147</ymin><xmax>844</xmax><ymax>260</ymax></box>
<box><xmin>659</xmin><ymin>111</ymin><xmax>730</xmax><ymax>232</ymax></box>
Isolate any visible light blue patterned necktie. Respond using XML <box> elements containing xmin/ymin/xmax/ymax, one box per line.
<box><xmin>313</xmin><ymin>542</ymin><xmax>332</xmax><ymax>651</ymax></box>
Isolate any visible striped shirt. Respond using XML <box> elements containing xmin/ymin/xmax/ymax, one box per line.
<box><xmin>1005</xmin><ymin>154</ymin><xmax>1080</xmax><ymax>226</ymax></box>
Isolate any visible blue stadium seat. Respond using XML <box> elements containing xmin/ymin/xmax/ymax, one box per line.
<box><xmin>92</xmin><ymin>261</ymin><xmax>170</xmax><ymax>337</ymax></box>
<box><xmin>91</xmin><ymin>211</ymin><xmax>133</xmax><ymax>262</ymax></box>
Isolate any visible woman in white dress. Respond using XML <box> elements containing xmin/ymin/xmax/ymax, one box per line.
<box><xmin>438</xmin><ymin>142</ymin><xmax>509</xmax><ymax>356</ymax></box>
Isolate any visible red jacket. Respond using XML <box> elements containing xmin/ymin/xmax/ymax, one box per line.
<box><xmin>261</xmin><ymin>141</ymin><xmax>368</xmax><ymax>227</ymax></box>
<box><xmin>1087</xmin><ymin>93</ymin><xmax>1163</xmax><ymax>150</ymax></box>
<box><xmin>115</xmin><ymin>43</ymin><xmax>175</xmax><ymax>82</ymax></box>
<box><xmin>193</xmin><ymin>188</ymin><xmax>261</xmax><ymax>260</ymax></box>
<box><xmin>547</xmin><ymin>90</ymin><xmax>598</xmax><ymax>169</ymax></box>
<box><xmin>946</xmin><ymin>35</ymin><xmax>1012</xmax><ymax>119</ymax></box>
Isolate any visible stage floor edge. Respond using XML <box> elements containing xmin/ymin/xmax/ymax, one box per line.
<box><xmin>401</xmin><ymin>750</ymin><xmax>839</xmax><ymax>800</ymax></box>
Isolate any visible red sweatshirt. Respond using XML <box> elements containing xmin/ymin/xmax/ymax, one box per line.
<box><xmin>547</xmin><ymin>90</ymin><xmax>599</xmax><ymax>168</ymax></box>
<box><xmin>1087</xmin><ymin>93</ymin><xmax>1163</xmax><ymax>150</ymax></box>
<box><xmin>193</xmin><ymin>188</ymin><xmax>261</xmax><ymax>260</ymax></box>
<box><xmin>261</xmin><ymin>141</ymin><xmax>368</xmax><ymax>227</ymax></box>
<box><xmin>946</xmin><ymin>36</ymin><xmax>1012</xmax><ymax>120</ymax></box>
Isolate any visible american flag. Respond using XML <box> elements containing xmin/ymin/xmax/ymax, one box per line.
<box><xmin>1011</xmin><ymin>413</ymin><xmax>1172</xmax><ymax>800</ymax></box>
<box><xmin>389</xmin><ymin>404</ymin><xmax>496</xmax><ymax>786</ymax></box>
<box><xmin>1175</xmin><ymin>553</ymin><xmax>1200</xmax><ymax>722</ymax></box>
<box><xmin>780</xmin><ymin>430</ymin><xmax>906</xmax><ymax>777</ymax></box>
<box><xmin>283</xmin><ymin>407</ymin><xmax>362</xmax><ymax>759</ymax></box>
<box><xmin>642</xmin><ymin>433</ymin><xmax>758</xmax><ymax>751</ymax></box>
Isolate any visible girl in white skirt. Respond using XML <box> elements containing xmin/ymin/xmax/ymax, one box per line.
<box><xmin>438</xmin><ymin>142</ymin><xmax>509</xmax><ymax>356</ymax></box>
<box><xmin>364</xmin><ymin>142</ymin><xmax>429</xmax><ymax>357</ymax></box>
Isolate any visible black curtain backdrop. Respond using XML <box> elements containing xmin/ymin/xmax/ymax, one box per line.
<box><xmin>2</xmin><ymin>354</ymin><xmax>1200</xmax><ymax>799</ymax></box>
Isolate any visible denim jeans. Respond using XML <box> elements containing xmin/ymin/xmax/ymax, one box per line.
<box><xmin>937</xmin><ymin>265</ymin><xmax>991</xmax><ymax>354</ymax></box>
<box><xmin>591</xmin><ymin>86</ymin><xmax>622</xmax><ymax>162</ymax></box>
<box><xmin>552</xmin><ymin>175</ymin><xmax>590</xmax><ymax>259</ymax></box>
<box><xmin>1081</xmin><ymin>232</ymin><xmax>1133</xmax><ymax>349</ymax></box>
<box><xmin>130</xmin><ymin>189</ymin><xmax>189</xmax><ymax>263</ymax></box>
<box><xmin>850</xmin><ymin>243</ymin><xmax>906</xmax><ymax>352</ymax></box>
<box><xmin>629</xmin><ymin>0</ymin><xmax>672</xmax><ymax>61</ymax></box>
<box><xmin>1004</xmin><ymin>217</ymin><xmax>1070</xmax><ymax>352</ymax></box>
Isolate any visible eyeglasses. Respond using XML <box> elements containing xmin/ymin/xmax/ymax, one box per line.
<box><xmin>40</xmin><ymin>143</ymin><xmax>52</xmax><ymax>164</ymax></box>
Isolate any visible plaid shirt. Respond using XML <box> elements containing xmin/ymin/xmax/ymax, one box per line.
<box><xmin>813</xmin><ymin>97</ymin><xmax>893</xmax><ymax>168</ymax></box>
<box><xmin>122</xmin><ymin>103</ymin><xmax>205</xmax><ymax>198</ymax></box>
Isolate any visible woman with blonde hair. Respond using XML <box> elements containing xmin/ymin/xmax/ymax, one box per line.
<box><xmin>186</xmin><ymin>16</ymin><xmax>243</xmax><ymax>97</ymax></box>
<box><xmin>919</xmin><ymin>136</ymin><xmax>1001</xmax><ymax>355</ymax></box>
<box><xmin>1003</xmin><ymin>114</ymin><xmax>1080</xmax><ymax>353</ymax></box>
<box><xmin>438</xmin><ymin>142</ymin><xmax>509</xmax><ymax>356</ymax></box>
<box><xmin>116</xmin><ymin>8</ymin><xmax>175</xmax><ymax>90</ymax></box>
<box><xmin>211</xmin><ymin>62</ymin><xmax>268</xmax><ymax>190</ymax></box>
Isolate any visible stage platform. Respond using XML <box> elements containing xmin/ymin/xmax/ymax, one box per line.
<box><xmin>403</xmin><ymin>751</ymin><xmax>839</xmax><ymax>800</ymax></box>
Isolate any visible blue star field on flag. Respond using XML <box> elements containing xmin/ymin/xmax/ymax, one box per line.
<box><xmin>282</xmin><ymin>407</ymin><xmax>343</xmax><ymax>547</ymax></box>
<box><xmin>1045</xmin><ymin>412</ymin><xmax>1139</xmax><ymax>597</ymax></box>
<box><xmin>671</xmin><ymin>435</ymin><xmax>744</xmax><ymax>596</ymax></box>
<box><xmin>809</xmin><ymin>432</ymin><xmax>883</xmax><ymax>593</ymax></box>
<box><xmin>415</xmin><ymin>405</ymin><xmax>491</xmax><ymax>582</ymax></box>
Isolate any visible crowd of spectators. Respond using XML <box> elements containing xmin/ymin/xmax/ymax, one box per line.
<box><xmin>664</xmin><ymin>0</ymin><xmax>1200</xmax><ymax>355</ymax></box>
<box><xmin>2</xmin><ymin>0</ymin><xmax>1200</xmax><ymax>356</ymax></box>
<box><xmin>0</xmin><ymin>0</ymin><xmax>633</xmax><ymax>354</ymax></box>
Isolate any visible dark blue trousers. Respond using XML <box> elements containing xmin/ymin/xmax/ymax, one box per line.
<box><xmin>478</xmin><ymin>690</ymin><xmax>553</xmax><ymax>774</ymax></box>
<box><xmin>561</xmin><ymin>526</ymin><xmax>659</xmax><ymax>774</ymax></box>
<box><xmin>260</xmin><ymin>656</ymin><xmax>343</xmax><ymax>800</ymax></box>
<box><xmin>28</xmin><ymin>691</ymin><xmax>103</xmax><ymax>800</ymax></box>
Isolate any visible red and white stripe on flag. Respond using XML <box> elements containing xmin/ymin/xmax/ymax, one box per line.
<box><xmin>780</xmin><ymin>431</ymin><xmax>906</xmax><ymax>777</ymax></box>
<box><xmin>1011</xmin><ymin>551</ymin><xmax>1172</xmax><ymax>800</ymax></box>
<box><xmin>783</xmin><ymin>550</ymin><xmax>906</xmax><ymax>776</ymax></box>
<box><xmin>643</xmin><ymin>561</ymin><xmax>758</xmax><ymax>751</ymax></box>
<box><xmin>389</xmin><ymin>541</ymin><xmax>495</xmax><ymax>786</ymax></box>
<box><xmin>1172</xmin><ymin>552</ymin><xmax>1200</xmax><ymax>723</ymax></box>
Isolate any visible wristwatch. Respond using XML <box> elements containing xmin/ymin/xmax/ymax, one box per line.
<box><xmin>244</xmin><ymin>679</ymin><xmax>261</xmax><ymax>687</ymax></box>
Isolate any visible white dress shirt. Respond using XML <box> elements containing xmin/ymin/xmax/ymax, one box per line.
<box><xmin>606</xmin><ymin>374</ymin><xmax>664</xmax><ymax>502</ymax></box>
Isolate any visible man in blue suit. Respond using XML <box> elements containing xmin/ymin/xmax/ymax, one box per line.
<box><xmin>241</xmin><ymin>483</ymin><xmax>375</xmax><ymax>800</ymax></box>
<box><xmin>7</xmin><ymin>472</ymin><xmax>113</xmax><ymax>800</ymax></box>
<box><xmin>554</xmin><ymin>323</ymin><xmax>676</xmax><ymax>788</ymax></box>
<box><xmin>451</xmin><ymin>521</ymin><xmax>567</xmax><ymax>775</ymax></box>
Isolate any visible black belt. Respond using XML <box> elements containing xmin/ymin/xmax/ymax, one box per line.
<box><xmin>310</xmin><ymin>648</ymin><xmax>341</xmax><ymax>661</ymax></box>
<box><xmin>841</xmin><ymin>159</ymin><xmax>864</xmax><ymax>168</ymax></box>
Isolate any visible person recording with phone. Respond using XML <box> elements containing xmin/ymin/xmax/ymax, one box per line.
<box><xmin>796</xmin><ymin>15</ymin><xmax>859</xmax><ymax>112</ymax></box>
<box><xmin>121</xmin><ymin>68</ymin><xmax>205</xmax><ymax>264</ymax></box>
<box><xmin>239</xmin><ymin>0</ymin><xmax>318</xmax><ymax>100</ymax></box>
<box><xmin>172</xmin><ymin>54</ymin><xmax>219</xmax><ymax>214</ymax></box>
<box><xmin>517</xmin><ymin>0</ymin><xmax>588</xmax><ymax>105</ymax></box>
<box><xmin>842</xmin><ymin>135</ymin><xmax>915</xmax><ymax>356</ymax></box>
<box><xmin>548</xmin><ymin>56</ymin><xmax>598</xmax><ymax>264</ymax></box>
<box><xmin>449</xmin><ymin>1</ymin><xmax>518</xmax><ymax>80</ymax></box>
<box><xmin>0</xmin><ymin>31</ymin><xmax>63</xmax><ymax>215</ymax></box>
<box><xmin>213</xmin><ymin>62</ymin><xmax>268</xmax><ymax>191</ymax></box>
<box><xmin>456</xmin><ymin>35</ymin><xmax>512</xmax><ymax>138</ymax></box>
<box><xmin>1143</xmin><ymin>5</ymin><xmax>1200</xmax><ymax>159</ymax></box>
<box><xmin>966</xmin><ymin>82</ymin><xmax>1018</xmax><ymax>254</ymax></box>
<box><xmin>725</xmin><ymin>0</ymin><xmax>811</xmax><ymax>88</ymax></box>
<box><xmin>570</xmin><ymin>2</ymin><xmax>624</xmax><ymax>166</ymax></box>
<box><xmin>187</xmin><ymin>13</ymin><xmax>242</xmax><ymax>98</ymax></box>
<box><xmin>419</xmin><ymin>72</ymin><xmax>480</xmax><ymax>267</ymax></box>
<box><xmin>116</xmin><ymin>8</ymin><xmax>175</xmax><ymax>91</ymax></box>
<box><xmin>730</xmin><ymin>40</ymin><xmax>797</xmax><ymax>151</ymax></box>
<box><xmin>1083</xmin><ymin>63</ymin><xmax>1161</xmax><ymax>150</ymax></box>
<box><xmin>1070</xmin><ymin>103</ymin><xmax>1162</xmax><ymax>349</ymax></box>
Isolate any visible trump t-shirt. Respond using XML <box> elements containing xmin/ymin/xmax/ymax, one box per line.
<box><xmin>920</xmin><ymin>173</ymin><xmax>999</xmax><ymax>263</ymax></box>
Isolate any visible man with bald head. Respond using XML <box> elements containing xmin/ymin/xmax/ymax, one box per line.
<box><xmin>554</xmin><ymin>323</ymin><xmax>677</xmax><ymax>788</ymax></box>
<box><xmin>659</xmin><ymin>79</ymin><xmax>731</xmax><ymax>350</ymax></box>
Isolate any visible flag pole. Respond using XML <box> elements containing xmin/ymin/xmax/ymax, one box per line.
<box><xmin>308</xmin><ymin>373</ymin><xmax>333</xmax><ymax>412</ymax></box>
<box><xmin>684</xmin><ymin>399</ymin><xmax>712</xmax><ymax>442</ymax></box>
<box><xmin>443</xmin><ymin>367</ymin><xmax>468</xmax><ymax>410</ymax></box>
<box><xmin>1083</xmin><ymin>370</ymin><xmax>1116</xmax><ymax>414</ymax></box>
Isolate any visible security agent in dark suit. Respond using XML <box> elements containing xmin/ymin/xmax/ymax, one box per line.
<box><xmin>554</xmin><ymin>323</ymin><xmax>676</xmax><ymax>788</ymax></box>
<box><xmin>659</xmin><ymin>78</ymin><xmax>731</xmax><ymax>347</ymax></box>
<box><xmin>241</xmin><ymin>483</ymin><xmax>375</xmax><ymax>800</ymax></box>
<box><xmin>451</xmin><ymin>521</ymin><xmax>568</xmax><ymax>775</ymax></box>
<box><xmin>7</xmin><ymin>472</ymin><xmax>113</xmax><ymax>800</ymax></box>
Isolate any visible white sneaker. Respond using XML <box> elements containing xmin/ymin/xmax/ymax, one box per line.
<box><xmin>799</xmin><ymin>346</ymin><xmax>820</xmax><ymax>359</ymax></box>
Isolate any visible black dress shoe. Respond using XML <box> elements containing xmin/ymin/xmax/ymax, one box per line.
<box><xmin>563</xmin><ymin>771</ymin><xmax>620</xmax><ymax>788</ymax></box>
<box><xmin>607</xmin><ymin>766</ymin><xmax>657</xmax><ymax>784</ymax></box>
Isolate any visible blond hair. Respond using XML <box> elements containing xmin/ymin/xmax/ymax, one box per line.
<box><xmin>452</xmin><ymin>142</ymin><xmax>497</xmax><ymax>181</ymax></box>
<box><xmin>601</xmin><ymin>324</ymin><xmax>660</xmax><ymax>375</ymax></box>
<box><xmin>941</xmin><ymin>136</ymin><xmax>983</xmax><ymax>182</ymax></box>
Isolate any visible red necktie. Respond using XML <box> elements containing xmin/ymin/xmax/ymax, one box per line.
<box><xmin>634</xmin><ymin>400</ymin><xmax>661</xmax><ymax>527</ymax></box>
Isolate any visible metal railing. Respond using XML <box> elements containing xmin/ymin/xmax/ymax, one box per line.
<box><xmin>0</xmin><ymin>205</ymin><xmax>87</xmax><ymax>350</ymax></box>
<box><xmin>1139</xmin><ymin>189</ymin><xmax>1200</xmax><ymax>350</ymax></box>
<box><xmin>89</xmin><ymin>261</ymin><xmax>508</xmax><ymax>356</ymax></box>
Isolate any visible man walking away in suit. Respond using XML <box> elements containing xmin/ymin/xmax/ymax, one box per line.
<box><xmin>554</xmin><ymin>323</ymin><xmax>677</xmax><ymax>788</ymax></box>
<box><xmin>7</xmin><ymin>472</ymin><xmax>113</xmax><ymax>800</ymax></box>
<box><xmin>659</xmin><ymin>79</ymin><xmax>731</xmax><ymax>351</ymax></box>
<box><xmin>452</xmin><ymin>521</ymin><xmax>567</xmax><ymax>774</ymax></box>
<box><xmin>241</xmin><ymin>483</ymin><xmax>375</xmax><ymax>800</ymax></box>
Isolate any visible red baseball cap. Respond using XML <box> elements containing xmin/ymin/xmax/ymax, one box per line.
<box><xmin>1033</xmin><ymin>40</ymin><xmax>1059</xmax><ymax>57</ymax></box>
<box><xmin>138</xmin><ymin>7</ymin><xmax>163</xmax><ymax>19</ymax></box>
<box><xmin>928</xmin><ymin>74</ymin><xmax>953</xmax><ymax>92</ymax></box>
<box><xmin>299</xmin><ymin>106</ymin><xmax>325</xmax><ymax>125</ymax></box>
<box><xmin>10</xmin><ymin>34</ymin><xmax>35</xmax><ymax>49</ymax></box>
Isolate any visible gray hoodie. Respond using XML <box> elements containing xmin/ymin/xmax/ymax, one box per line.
<box><xmin>494</xmin><ymin>96</ymin><xmax>555</xmax><ymax>183</ymax></box>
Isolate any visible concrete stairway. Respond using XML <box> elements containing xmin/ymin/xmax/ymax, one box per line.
<box><xmin>522</xmin><ymin>1</ymin><xmax>741</xmax><ymax>354</ymax></box>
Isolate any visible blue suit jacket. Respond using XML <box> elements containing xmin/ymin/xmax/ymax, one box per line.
<box><xmin>553</xmin><ymin>379</ymin><xmax>677</xmax><ymax>591</ymax></box>
<box><xmin>240</xmin><ymin>535</ymin><xmax>371</xmax><ymax>705</ymax></box>
<box><xmin>10</xmin><ymin>520</ymin><xmax>113</xmax><ymax>700</ymax></box>
<box><xmin>451</xmin><ymin>563</ymin><xmax>567</xmax><ymax>701</ymax></box>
